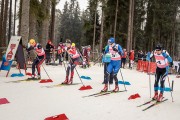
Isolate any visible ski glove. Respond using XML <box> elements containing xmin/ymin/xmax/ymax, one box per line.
<box><xmin>112</xmin><ymin>47</ymin><xmax>118</xmax><ymax>52</ymax></box>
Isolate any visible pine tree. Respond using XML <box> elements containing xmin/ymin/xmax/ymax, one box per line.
<box><xmin>60</xmin><ymin>1</ymin><xmax>70</xmax><ymax>42</ymax></box>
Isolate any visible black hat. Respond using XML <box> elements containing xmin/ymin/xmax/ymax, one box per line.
<box><xmin>155</xmin><ymin>44</ymin><xmax>162</xmax><ymax>50</ymax></box>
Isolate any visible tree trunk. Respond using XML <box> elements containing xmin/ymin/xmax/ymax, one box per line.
<box><xmin>127</xmin><ymin>0</ymin><xmax>132</xmax><ymax>52</ymax></box>
<box><xmin>133</xmin><ymin>36</ymin><xmax>136</xmax><ymax>50</ymax></box>
<box><xmin>50</xmin><ymin>0</ymin><xmax>56</xmax><ymax>43</ymax></box>
<box><xmin>20</xmin><ymin>0</ymin><xmax>30</xmax><ymax>45</ymax></box>
<box><xmin>151</xmin><ymin>0</ymin><xmax>156</xmax><ymax>51</ymax></box>
<box><xmin>130</xmin><ymin>0</ymin><xmax>134</xmax><ymax>50</ymax></box>
<box><xmin>0</xmin><ymin>0</ymin><xmax>5</xmax><ymax>44</ymax></box>
<box><xmin>13</xmin><ymin>0</ymin><xmax>17</xmax><ymax>35</ymax></box>
<box><xmin>40</xmin><ymin>0</ymin><xmax>50</xmax><ymax>48</ymax></box>
<box><xmin>29</xmin><ymin>12</ymin><xmax>37</xmax><ymax>40</ymax></box>
<box><xmin>93</xmin><ymin>1</ymin><xmax>97</xmax><ymax>60</ymax></box>
<box><xmin>110</xmin><ymin>25</ymin><xmax>112</xmax><ymax>34</ymax></box>
<box><xmin>2</xmin><ymin>0</ymin><xmax>9</xmax><ymax>46</ymax></box>
<box><xmin>8</xmin><ymin>0</ymin><xmax>13</xmax><ymax>43</ymax></box>
<box><xmin>99</xmin><ymin>6</ymin><xmax>104</xmax><ymax>53</ymax></box>
<box><xmin>18</xmin><ymin>0</ymin><xmax>23</xmax><ymax>36</ymax></box>
<box><xmin>113</xmin><ymin>0</ymin><xmax>119</xmax><ymax>39</ymax></box>
<box><xmin>172</xmin><ymin>0</ymin><xmax>178</xmax><ymax>60</ymax></box>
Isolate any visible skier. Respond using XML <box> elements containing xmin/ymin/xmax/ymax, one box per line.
<box><xmin>138</xmin><ymin>50</ymin><xmax>144</xmax><ymax>61</ymax></box>
<box><xmin>129</xmin><ymin>50</ymin><xmax>135</xmax><ymax>69</ymax></box>
<box><xmin>101</xmin><ymin>37</ymin><xmax>123</xmax><ymax>92</ymax></box>
<box><xmin>82</xmin><ymin>45</ymin><xmax>91</xmax><ymax>67</ymax></box>
<box><xmin>57</xmin><ymin>42</ymin><xmax>65</xmax><ymax>65</ymax></box>
<box><xmin>62</xmin><ymin>40</ymin><xmax>80</xmax><ymax>84</ymax></box>
<box><xmin>121</xmin><ymin>49</ymin><xmax>127</xmax><ymax>68</ymax></box>
<box><xmin>27</xmin><ymin>39</ymin><xmax>46</xmax><ymax>79</ymax></box>
<box><xmin>45</xmin><ymin>40</ymin><xmax>55</xmax><ymax>65</ymax></box>
<box><xmin>146</xmin><ymin>44</ymin><xmax>172</xmax><ymax>102</ymax></box>
<box><xmin>82</xmin><ymin>56</ymin><xmax>87</xmax><ymax>68</ymax></box>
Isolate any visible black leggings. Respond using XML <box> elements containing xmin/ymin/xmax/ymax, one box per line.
<box><xmin>154</xmin><ymin>67</ymin><xmax>167</xmax><ymax>93</ymax></box>
<box><xmin>121</xmin><ymin>58</ymin><xmax>126</xmax><ymax>68</ymax></box>
<box><xmin>105</xmin><ymin>72</ymin><xmax>118</xmax><ymax>85</ymax></box>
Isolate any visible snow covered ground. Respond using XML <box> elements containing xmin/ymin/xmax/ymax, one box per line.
<box><xmin>0</xmin><ymin>63</ymin><xmax>180</xmax><ymax>120</ymax></box>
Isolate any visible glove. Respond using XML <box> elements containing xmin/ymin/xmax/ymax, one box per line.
<box><xmin>112</xmin><ymin>47</ymin><xmax>118</xmax><ymax>52</ymax></box>
<box><xmin>166</xmin><ymin>66</ymin><xmax>169</xmax><ymax>75</ymax></box>
<box><xmin>169</xmin><ymin>62</ymin><xmax>173</xmax><ymax>67</ymax></box>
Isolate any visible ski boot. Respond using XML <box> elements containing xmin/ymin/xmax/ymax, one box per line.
<box><xmin>37</xmin><ymin>75</ymin><xmax>41</xmax><ymax>80</ymax></box>
<box><xmin>152</xmin><ymin>91</ymin><xmax>158</xmax><ymax>100</ymax></box>
<box><xmin>62</xmin><ymin>76</ymin><xmax>68</xmax><ymax>84</ymax></box>
<box><xmin>157</xmin><ymin>93</ymin><xmax>163</xmax><ymax>102</ymax></box>
<box><xmin>101</xmin><ymin>84</ymin><xmax>108</xmax><ymax>92</ymax></box>
<box><xmin>68</xmin><ymin>77</ymin><xmax>73</xmax><ymax>84</ymax></box>
<box><xmin>113</xmin><ymin>85</ymin><xmax>119</xmax><ymax>92</ymax></box>
<box><xmin>28</xmin><ymin>75</ymin><xmax>36</xmax><ymax>80</ymax></box>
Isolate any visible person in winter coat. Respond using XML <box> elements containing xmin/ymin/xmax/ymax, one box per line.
<box><xmin>101</xmin><ymin>37</ymin><xmax>124</xmax><ymax>92</ymax></box>
<box><xmin>46</xmin><ymin>40</ymin><xmax>55</xmax><ymax>65</ymax></box>
<box><xmin>62</xmin><ymin>40</ymin><xmax>80</xmax><ymax>84</ymax></box>
<box><xmin>129</xmin><ymin>50</ymin><xmax>135</xmax><ymax>69</ymax></box>
<box><xmin>146</xmin><ymin>44</ymin><xmax>173</xmax><ymax>102</ymax></box>
<box><xmin>27</xmin><ymin>39</ymin><xmax>46</xmax><ymax>79</ymax></box>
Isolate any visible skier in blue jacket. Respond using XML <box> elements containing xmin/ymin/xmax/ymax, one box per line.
<box><xmin>101</xmin><ymin>37</ymin><xmax>124</xmax><ymax>92</ymax></box>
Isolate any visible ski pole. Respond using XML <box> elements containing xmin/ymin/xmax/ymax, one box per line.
<box><xmin>119</xmin><ymin>68</ymin><xmax>127</xmax><ymax>91</ymax></box>
<box><xmin>76</xmin><ymin>48</ymin><xmax>84</xmax><ymax>62</ymax></box>
<box><xmin>148</xmin><ymin>61</ymin><xmax>151</xmax><ymax>98</ymax></box>
<box><xmin>171</xmin><ymin>80</ymin><xmax>174</xmax><ymax>91</ymax></box>
<box><xmin>167</xmin><ymin>76</ymin><xmax>174</xmax><ymax>102</ymax></box>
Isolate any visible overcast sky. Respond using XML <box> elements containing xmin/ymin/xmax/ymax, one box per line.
<box><xmin>12</xmin><ymin>0</ymin><xmax>88</xmax><ymax>35</ymax></box>
<box><xmin>57</xmin><ymin>0</ymin><xmax>88</xmax><ymax>11</ymax></box>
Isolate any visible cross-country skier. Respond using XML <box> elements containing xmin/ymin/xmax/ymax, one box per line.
<box><xmin>62</xmin><ymin>40</ymin><xmax>80</xmax><ymax>84</ymax></box>
<box><xmin>146</xmin><ymin>44</ymin><xmax>173</xmax><ymax>102</ymax></box>
<box><xmin>27</xmin><ymin>39</ymin><xmax>46</xmax><ymax>79</ymax></box>
<box><xmin>129</xmin><ymin>50</ymin><xmax>135</xmax><ymax>69</ymax></box>
<box><xmin>101</xmin><ymin>37</ymin><xmax>124</xmax><ymax>92</ymax></box>
<box><xmin>45</xmin><ymin>40</ymin><xmax>55</xmax><ymax>65</ymax></box>
<box><xmin>57</xmin><ymin>42</ymin><xmax>65</xmax><ymax>65</ymax></box>
<box><xmin>121</xmin><ymin>49</ymin><xmax>127</xmax><ymax>68</ymax></box>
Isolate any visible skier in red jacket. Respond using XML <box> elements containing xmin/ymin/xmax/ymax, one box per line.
<box><xmin>129</xmin><ymin>50</ymin><xmax>135</xmax><ymax>69</ymax></box>
<box><xmin>62</xmin><ymin>40</ymin><xmax>80</xmax><ymax>84</ymax></box>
